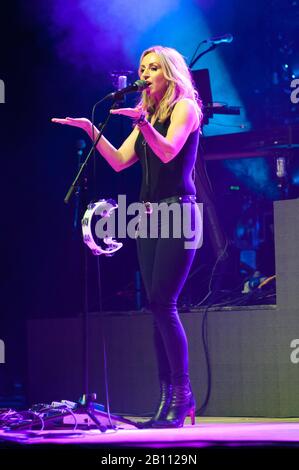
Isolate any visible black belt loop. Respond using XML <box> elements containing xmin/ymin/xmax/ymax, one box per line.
<box><xmin>143</xmin><ymin>201</ymin><xmax>153</xmax><ymax>214</ymax></box>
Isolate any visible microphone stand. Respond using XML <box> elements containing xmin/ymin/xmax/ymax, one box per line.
<box><xmin>189</xmin><ymin>44</ymin><xmax>216</xmax><ymax>70</ymax></box>
<box><xmin>62</xmin><ymin>98</ymin><xmax>138</xmax><ymax>431</ymax></box>
<box><xmin>188</xmin><ymin>41</ymin><xmax>229</xmax><ymax>306</ymax></box>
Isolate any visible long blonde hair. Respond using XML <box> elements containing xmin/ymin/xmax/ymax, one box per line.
<box><xmin>137</xmin><ymin>45</ymin><xmax>203</xmax><ymax>124</ymax></box>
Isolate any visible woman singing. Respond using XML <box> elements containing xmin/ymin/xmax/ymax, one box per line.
<box><xmin>52</xmin><ymin>45</ymin><xmax>203</xmax><ymax>428</ymax></box>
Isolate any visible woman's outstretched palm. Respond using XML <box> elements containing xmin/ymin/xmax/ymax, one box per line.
<box><xmin>51</xmin><ymin>117</ymin><xmax>91</xmax><ymax>130</ymax></box>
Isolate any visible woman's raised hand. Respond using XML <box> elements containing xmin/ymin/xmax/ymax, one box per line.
<box><xmin>110</xmin><ymin>108</ymin><xmax>143</xmax><ymax>119</ymax></box>
<box><xmin>51</xmin><ymin>117</ymin><xmax>91</xmax><ymax>131</ymax></box>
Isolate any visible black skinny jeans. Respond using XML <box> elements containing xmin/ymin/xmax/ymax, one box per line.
<box><xmin>136</xmin><ymin>202</ymin><xmax>202</xmax><ymax>386</ymax></box>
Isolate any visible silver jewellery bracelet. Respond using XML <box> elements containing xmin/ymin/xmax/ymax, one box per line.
<box><xmin>135</xmin><ymin>113</ymin><xmax>149</xmax><ymax>128</ymax></box>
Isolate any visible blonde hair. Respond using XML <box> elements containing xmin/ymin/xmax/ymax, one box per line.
<box><xmin>137</xmin><ymin>45</ymin><xmax>203</xmax><ymax>124</ymax></box>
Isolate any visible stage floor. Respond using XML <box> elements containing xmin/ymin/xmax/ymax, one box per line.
<box><xmin>1</xmin><ymin>417</ymin><xmax>299</xmax><ymax>464</ymax></box>
<box><xmin>1</xmin><ymin>416</ymin><xmax>299</xmax><ymax>447</ymax></box>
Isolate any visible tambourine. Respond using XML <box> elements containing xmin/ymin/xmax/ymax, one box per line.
<box><xmin>81</xmin><ymin>199</ymin><xmax>123</xmax><ymax>256</ymax></box>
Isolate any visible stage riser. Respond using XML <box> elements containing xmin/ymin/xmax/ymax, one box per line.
<box><xmin>274</xmin><ymin>199</ymin><xmax>299</xmax><ymax>309</ymax></box>
<box><xmin>26</xmin><ymin>199</ymin><xmax>299</xmax><ymax>417</ymax></box>
<box><xmin>26</xmin><ymin>306</ymin><xmax>298</xmax><ymax>417</ymax></box>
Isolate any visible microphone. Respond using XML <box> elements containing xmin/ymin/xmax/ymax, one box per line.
<box><xmin>107</xmin><ymin>80</ymin><xmax>149</xmax><ymax>100</ymax></box>
<box><xmin>116</xmin><ymin>75</ymin><xmax>128</xmax><ymax>104</ymax></box>
<box><xmin>117</xmin><ymin>75</ymin><xmax>127</xmax><ymax>90</ymax></box>
<box><xmin>205</xmin><ymin>34</ymin><xmax>233</xmax><ymax>45</ymax></box>
<box><xmin>276</xmin><ymin>156</ymin><xmax>287</xmax><ymax>178</ymax></box>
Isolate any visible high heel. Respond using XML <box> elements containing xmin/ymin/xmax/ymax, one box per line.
<box><xmin>189</xmin><ymin>404</ymin><xmax>196</xmax><ymax>426</ymax></box>
<box><xmin>153</xmin><ymin>383</ymin><xmax>196</xmax><ymax>428</ymax></box>
<box><xmin>137</xmin><ymin>381</ymin><xmax>173</xmax><ymax>429</ymax></box>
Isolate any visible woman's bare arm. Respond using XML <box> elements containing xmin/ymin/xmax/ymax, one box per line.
<box><xmin>51</xmin><ymin>117</ymin><xmax>139</xmax><ymax>172</ymax></box>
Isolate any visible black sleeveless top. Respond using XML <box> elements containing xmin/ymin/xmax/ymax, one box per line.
<box><xmin>134</xmin><ymin>115</ymin><xmax>200</xmax><ymax>202</ymax></box>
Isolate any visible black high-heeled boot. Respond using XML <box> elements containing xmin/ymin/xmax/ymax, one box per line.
<box><xmin>153</xmin><ymin>383</ymin><xmax>196</xmax><ymax>428</ymax></box>
<box><xmin>137</xmin><ymin>381</ymin><xmax>173</xmax><ymax>428</ymax></box>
